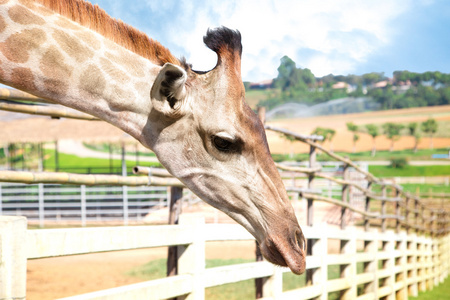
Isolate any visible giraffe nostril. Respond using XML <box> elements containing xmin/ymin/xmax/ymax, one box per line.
<box><xmin>295</xmin><ymin>229</ymin><xmax>306</xmax><ymax>252</ymax></box>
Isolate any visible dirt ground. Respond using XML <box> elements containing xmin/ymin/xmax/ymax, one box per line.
<box><xmin>266</xmin><ymin>105</ymin><xmax>450</xmax><ymax>154</ymax></box>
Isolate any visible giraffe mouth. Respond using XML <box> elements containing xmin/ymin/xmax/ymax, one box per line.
<box><xmin>259</xmin><ymin>228</ymin><xmax>306</xmax><ymax>275</ymax></box>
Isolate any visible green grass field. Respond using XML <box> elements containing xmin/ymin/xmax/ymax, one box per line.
<box><xmin>400</xmin><ymin>183</ymin><xmax>450</xmax><ymax>194</ymax></box>
<box><xmin>410</xmin><ymin>276</ymin><xmax>450</xmax><ymax>300</ymax></box>
<box><xmin>127</xmin><ymin>258</ymin><xmax>367</xmax><ymax>299</ymax></box>
<box><xmin>369</xmin><ymin>164</ymin><xmax>450</xmax><ymax>177</ymax></box>
<box><xmin>43</xmin><ymin>150</ymin><xmax>161</xmax><ymax>173</ymax></box>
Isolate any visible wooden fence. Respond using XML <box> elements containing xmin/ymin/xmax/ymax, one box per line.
<box><xmin>1</xmin><ymin>215</ymin><xmax>449</xmax><ymax>300</ymax></box>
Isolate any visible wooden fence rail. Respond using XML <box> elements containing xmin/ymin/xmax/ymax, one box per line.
<box><xmin>266</xmin><ymin>125</ymin><xmax>449</xmax><ymax>237</ymax></box>
<box><xmin>1</xmin><ymin>215</ymin><xmax>449</xmax><ymax>300</ymax></box>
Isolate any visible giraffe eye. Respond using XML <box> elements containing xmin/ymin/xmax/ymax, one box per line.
<box><xmin>212</xmin><ymin>136</ymin><xmax>233</xmax><ymax>152</ymax></box>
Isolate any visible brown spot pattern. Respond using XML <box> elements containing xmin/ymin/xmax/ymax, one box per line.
<box><xmin>0</xmin><ymin>15</ymin><xmax>6</xmax><ymax>33</ymax></box>
<box><xmin>0</xmin><ymin>29</ymin><xmax>46</xmax><ymax>63</ymax></box>
<box><xmin>43</xmin><ymin>78</ymin><xmax>68</xmax><ymax>95</ymax></box>
<box><xmin>40</xmin><ymin>46</ymin><xmax>72</xmax><ymax>95</ymax></box>
<box><xmin>9</xmin><ymin>4</ymin><xmax>45</xmax><ymax>25</ymax></box>
<box><xmin>0</xmin><ymin>0</ymin><xmax>9</xmax><ymax>4</ymax></box>
<box><xmin>11</xmin><ymin>67</ymin><xmax>37</xmax><ymax>92</ymax></box>
<box><xmin>53</xmin><ymin>29</ymin><xmax>94</xmax><ymax>62</ymax></box>
<box><xmin>79</xmin><ymin>65</ymin><xmax>106</xmax><ymax>99</ymax></box>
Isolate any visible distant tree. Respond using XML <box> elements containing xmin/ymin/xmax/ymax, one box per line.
<box><xmin>311</xmin><ymin>127</ymin><xmax>336</xmax><ymax>152</ymax></box>
<box><xmin>327</xmin><ymin>128</ymin><xmax>336</xmax><ymax>152</ymax></box>
<box><xmin>407</xmin><ymin>122</ymin><xmax>421</xmax><ymax>153</ymax></box>
<box><xmin>421</xmin><ymin>118</ymin><xmax>438</xmax><ymax>149</ymax></box>
<box><xmin>274</xmin><ymin>56</ymin><xmax>316</xmax><ymax>98</ymax></box>
<box><xmin>365</xmin><ymin>124</ymin><xmax>379</xmax><ymax>157</ymax></box>
<box><xmin>275</xmin><ymin>56</ymin><xmax>297</xmax><ymax>92</ymax></box>
<box><xmin>382</xmin><ymin>122</ymin><xmax>404</xmax><ymax>152</ymax></box>
<box><xmin>346</xmin><ymin>122</ymin><xmax>359</xmax><ymax>153</ymax></box>
<box><xmin>362</xmin><ymin>72</ymin><xmax>385</xmax><ymax>86</ymax></box>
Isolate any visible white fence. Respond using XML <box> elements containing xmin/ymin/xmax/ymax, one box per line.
<box><xmin>1</xmin><ymin>215</ymin><xmax>449</xmax><ymax>300</ymax></box>
<box><xmin>0</xmin><ymin>183</ymin><xmax>168</xmax><ymax>225</ymax></box>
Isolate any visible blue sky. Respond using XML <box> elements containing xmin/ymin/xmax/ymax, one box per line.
<box><xmin>88</xmin><ymin>0</ymin><xmax>450</xmax><ymax>82</ymax></box>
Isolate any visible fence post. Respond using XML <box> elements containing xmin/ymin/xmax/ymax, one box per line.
<box><xmin>341</xmin><ymin>163</ymin><xmax>349</xmax><ymax>230</ymax></box>
<box><xmin>364</xmin><ymin>182</ymin><xmax>372</xmax><ymax>231</ymax></box>
<box><xmin>255</xmin><ymin>243</ymin><xmax>264</xmax><ymax>298</ymax></box>
<box><xmin>415</xmin><ymin>198</ymin><xmax>419</xmax><ymax>234</ymax></box>
<box><xmin>405</xmin><ymin>197</ymin><xmax>410</xmax><ymax>234</ymax></box>
<box><xmin>177</xmin><ymin>215</ymin><xmax>205</xmax><ymax>300</ymax></box>
<box><xmin>261</xmin><ymin>267</ymin><xmax>283</xmax><ymax>299</ymax></box>
<box><xmin>395</xmin><ymin>188</ymin><xmax>401</xmax><ymax>233</ymax></box>
<box><xmin>363</xmin><ymin>230</ymin><xmax>378</xmax><ymax>298</ymax></box>
<box><xmin>315</xmin><ymin>222</ymin><xmax>328</xmax><ymax>300</ymax></box>
<box><xmin>0</xmin><ymin>216</ymin><xmax>27</xmax><ymax>300</ymax></box>
<box><xmin>81</xmin><ymin>185</ymin><xmax>86</xmax><ymax>227</ymax></box>
<box><xmin>38</xmin><ymin>183</ymin><xmax>44</xmax><ymax>228</ymax></box>
<box><xmin>167</xmin><ymin>187</ymin><xmax>184</xmax><ymax>278</ymax></box>
<box><xmin>396</xmin><ymin>231</ymin><xmax>408</xmax><ymax>300</ymax></box>
<box><xmin>421</xmin><ymin>204</ymin><xmax>425</xmax><ymax>236</ymax></box>
<box><xmin>385</xmin><ymin>232</ymin><xmax>396</xmax><ymax>300</ymax></box>
<box><xmin>409</xmin><ymin>232</ymin><xmax>418</xmax><ymax>297</ymax></box>
<box><xmin>381</xmin><ymin>185</ymin><xmax>387</xmax><ymax>232</ymax></box>
<box><xmin>306</xmin><ymin>144</ymin><xmax>316</xmax><ymax>286</ymax></box>
<box><xmin>340</xmin><ymin>226</ymin><xmax>357</xmax><ymax>300</ymax></box>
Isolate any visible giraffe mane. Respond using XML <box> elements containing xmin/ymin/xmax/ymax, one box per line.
<box><xmin>35</xmin><ymin>0</ymin><xmax>184</xmax><ymax>68</ymax></box>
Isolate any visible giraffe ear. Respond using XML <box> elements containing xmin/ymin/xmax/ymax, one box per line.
<box><xmin>151</xmin><ymin>63</ymin><xmax>188</xmax><ymax>117</ymax></box>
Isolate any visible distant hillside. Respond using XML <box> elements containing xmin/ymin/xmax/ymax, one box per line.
<box><xmin>244</xmin><ymin>55</ymin><xmax>450</xmax><ymax>112</ymax></box>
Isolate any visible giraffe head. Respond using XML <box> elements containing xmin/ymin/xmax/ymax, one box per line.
<box><xmin>146</xmin><ymin>27</ymin><xmax>306</xmax><ymax>274</ymax></box>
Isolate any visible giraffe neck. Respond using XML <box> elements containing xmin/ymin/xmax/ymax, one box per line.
<box><xmin>0</xmin><ymin>0</ymin><xmax>163</xmax><ymax>146</ymax></box>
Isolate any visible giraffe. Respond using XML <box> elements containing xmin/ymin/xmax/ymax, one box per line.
<box><xmin>0</xmin><ymin>0</ymin><xmax>306</xmax><ymax>274</ymax></box>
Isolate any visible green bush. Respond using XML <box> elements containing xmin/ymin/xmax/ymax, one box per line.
<box><xmin>389</xmin><ymin>157</ymin><xmax>408</xmax><ymax>168</ymax></box>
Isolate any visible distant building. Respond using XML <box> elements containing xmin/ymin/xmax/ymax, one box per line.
<box><xmin>331</xmin><ymin>82</ymin><xmax>357</xmax><ymax>93</ymax></box>
<box><xmin>249</xmin><ymin>79</ymin><xmax>274</xmax><ymax>89</ymax></box>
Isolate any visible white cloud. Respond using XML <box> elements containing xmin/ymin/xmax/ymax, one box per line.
<box><xmin>160</xmin><ymin>0</ymin><xmax>413</xmax><ymax>81</ymax></box>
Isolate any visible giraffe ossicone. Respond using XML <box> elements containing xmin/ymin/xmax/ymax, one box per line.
<box><xmin>0</xmin><ymin>0</ymin><xmax>306</xmax><ymax>274</ymax></box>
